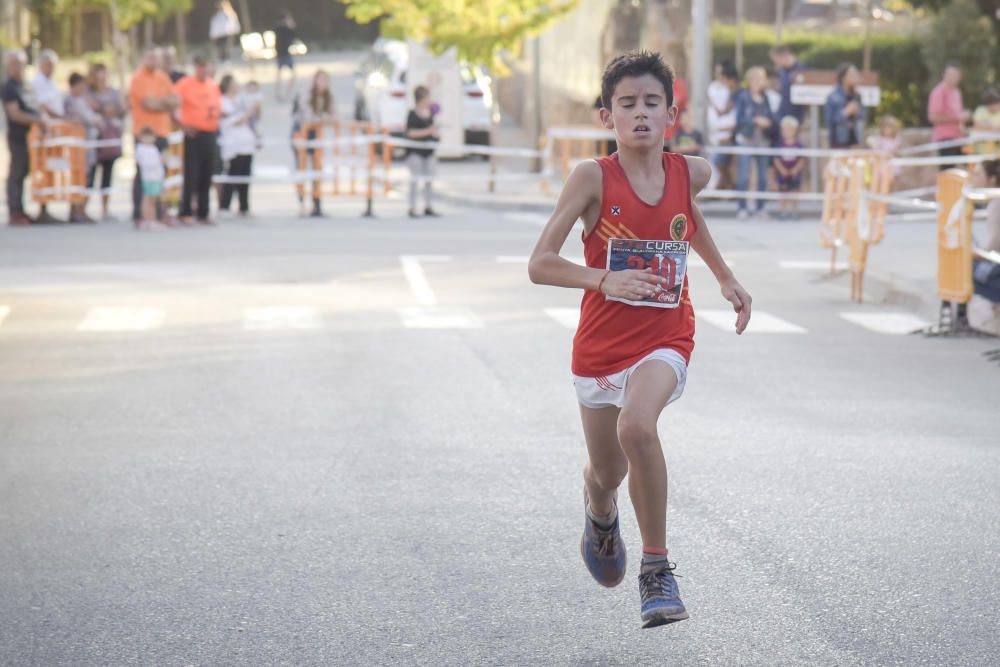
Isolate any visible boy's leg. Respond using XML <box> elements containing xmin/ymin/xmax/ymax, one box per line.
<box><xmin>579</xmin><ymin>405</ymin><xmax>628</xmax><ymax>517</ymax></box>
<box><xmin>617</xmin><ymin>360</ymin><xmax>678</xmax><ymax>550</ymax></box>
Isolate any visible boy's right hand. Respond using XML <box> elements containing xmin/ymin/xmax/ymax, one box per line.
<box><xmin>600</xmin><ymin>268</ymin><xmax>663</xmax><ymax>300</ymax></box>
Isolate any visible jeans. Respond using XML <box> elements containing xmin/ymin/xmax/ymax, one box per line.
<box><xmin>179</xmin><ymin>131</ymin><xmax>217</xmax><ymax>220</ymax></box>
<box><xmin>220</xmin><ymin>154</ymin><xmax>252</xmax><ymax>213</ymax></box>
<box><xmin>736</xmin><ymin>153</ymin><xmax>770</xmax><ymax>212</ymax></box>
<box><xmin>6</xmin><ymin>136</ymin><xmax>29</xmax><ymax>216</ymax></box>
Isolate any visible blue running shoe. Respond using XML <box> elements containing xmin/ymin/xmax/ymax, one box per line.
<box><xmin>639</xmin><ymin>561</ymin><xmax>689</xmax><ymax>627</ymax></box>
<box><xmin>580</xmin><ymin>488</ymin><xmax>626</xmax><ymax>588</ymax></box>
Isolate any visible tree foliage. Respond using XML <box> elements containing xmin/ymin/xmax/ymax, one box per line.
<box><xmin>337</xmin><ymin>0</ymin><xmax>577</xmax><ymax>72</ymax></box>
<box><xmin>920</xmin><ymin>0</ymin><xmax>996</xmax><ymax>104</ymax></box>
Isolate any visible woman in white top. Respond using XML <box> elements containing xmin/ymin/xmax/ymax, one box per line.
<box><xmin>218</xmin><ymin>74</ymin><xmax>257</xmax><ymax>215</ymax></box>
<box><xmin>210</xmin><ymin>1</ymin><xmax>242</xmax><ymax>64</ymax></box>
<box><xmin>706</xmin><ymin>60</ymin><xmax>738</xmax><ymax>189</ymax></box>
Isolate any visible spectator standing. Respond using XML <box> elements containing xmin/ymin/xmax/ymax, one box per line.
<box><xmin>31</xmin><ymin>49</ymin><xmax>65</xmax><ymax>119</ymax></box>
<box><xmin>293</xmin><ymin>70</ymin><xmax>334</xmax><ymax>217</ymax></box>
<box><xmin>405</xmin><ymin>85</ymin><xmax>440</xmax><ymax>218</ymax></box>
<box><xmin>87</xmin><ymin>63</ymin><xmax>126</xmax><ymax>222</ymax></box>
<box><xmin>174</xmin><ymin>55</ymin><xmax>222</xmax><ymax>224</ymax></box>
<box><xmin>273</xmin><ymin>12</ymin><xmax>297</xmax><ymax>101</ymax></box>
<box><xmin>663</xmin><ymin>76</ymin><xmax>688</xmax><ymax>149</ymax></box>
<box><xmin>971</xmin><ymin>87</ymin><xmax>1000</xmax><ymax>154</ymax></box>
<box><xmin>128</xmin><ymin>48</ymin><xmax>178</xmax><ymax>226</ymax></box>
<box><xmin>968</xmin><ymin>160</ymin><xmax>1000</xmax><ymax>333</ymax></box>
<box><xmin>927</xmin><ymin>62</ymin><xmax>969</xmax><ymax>170</ymax></box>
<box><xmin>30</xmin><ymin>49</ymin><xmax>65</xmax><ymax>223</ymax></box>
<box><xmin>161</xmin><ymin>46</ymin><xmax>187</xmax><ymax>84</ymax></box>
<box><xmin>706</xmin><ymin>60</ymin><xmax>738</xmax><ymax>189</ymax></box>
<box><xmin>218</xmin><ymin>75</ymin><xmax>257</xmax><ymax>216</ymax></box>
<box><xmin>733</xmin><ymin>66</ymin><xmax>774</xmax><ymax>219</ymax></box>
<box><xmin>823</xmin><ymin>63</ymin><xmax>866</xmax><ymax>149</ymax></box>
<box><xmin>210</xmin><ymin>1</ymin><xmax>242</xmax><ymax>65</ymax></box>
<box><xmin>591</xmin><ymin>95</ymin><xmax>617</xmax><ymax>155</ymax></box>
<box><xmin>135</xmin><ymin>126</ymin><xmax>166</xmax><ymax>229</ymax></box>
<box><xmin>765</xmin><ymin>70</ymin><xmax>782</xmax><ymax>118</ymax></box>
<box><xmin>773</xmin><ymin>116</ymin><xmax>805</xmax><ymax>220</ymax></box>
<box><xmin>3</xmin><ymin>50</ymin><xmax>44</xmax><ymax>226</ymax></box>
<box><xmin>64</xmin><ymin>72</ymin><xmax>101</xmax><ymax>223</ymax></box>
<box><xmin>671</xmin><ymin>110</ymin><xmax>703</xmax><ymax>157</ymax></box>
<box><xmin>769</xmin><ymin>45</ymin><xmax>806</xmax><ymax>123</ymax></box>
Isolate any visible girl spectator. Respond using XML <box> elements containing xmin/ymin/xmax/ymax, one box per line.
<box><xmin>773</xmin><ymin>116</ymin><xmax>805</xmax><ymax>220</ymax></box>
<box><xmin>218</xmin><ymin>75</ymin><xmax>257</xmax><ymax>217</ymax></box>
<box><xmin>972</xmin><ymin>87</ymin><xmax>1000</xmax><ymax>154</ymax></box>
<box><xmin>293</xmin><ymin>70</ymin><xmax>334</xmax><ymax>217</ymax></box>
<box><xmin>87</xmin><ymin>63</ymin><xmax>126</xmax><ymax>222</ymax></box>
<box><xmin>64</xmin><ymin>72</ymin><xmax>101</xmax><ymax>223</ymax></box>
<box><xmin>868</xmin><ymin>115</ymin><xmax>902</xmax><ymax>180</ymax></box>
<box><xmin>733</xmin><ymin>66</ymin><xmax>774</xmax><ymax>219</ymax></box>
<box><xmin>706</xmin><ymin>60</ymin><xmax>738</xmax><ymax>189</ymax></box>
<box><xmin>135</xmin><ymin>126</ymin><xmax>166</xmax><ymax>229</ymax></box>
<box><xmin>405</xmin><ymin>85</ymin><xmax>440</xmax><ymax>218</ymax></box>
<box><xmin>824</xmin><ymin>63</ymin><xmax>866</xmax><ymax>149</ymax></box>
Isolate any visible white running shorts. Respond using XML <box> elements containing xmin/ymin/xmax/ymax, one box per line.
<box><xmin>572</xmin><ymin>347</ymin><xmax>688</xmax><ymax>409</ymax></box>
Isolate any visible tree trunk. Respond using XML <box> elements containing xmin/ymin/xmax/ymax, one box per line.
<box><xmin>143</xmin><ymin>17</ymin><xmax>153</xmax><ymax>52</ymax></box>
<box><xmin>237</xmin><ymin>0</ymin><xmax>252</xmax><ymax>34</ymax></box>
<box><xmin>175</xmin><ymin>12</ymin><xmax>188</xmax><ymax>61</ymax></box>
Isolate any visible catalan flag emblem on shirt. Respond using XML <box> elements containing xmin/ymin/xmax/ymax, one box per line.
<box><xmin>595</xmin><ymin>218</ymin><xmax>639</xmax><ymax>243</ymax></box>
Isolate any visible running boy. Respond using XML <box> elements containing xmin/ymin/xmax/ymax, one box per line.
<box><xmin>528</xmin><ymin>51</ymin><xmax>752</xmax><ymax>628</ymax></box>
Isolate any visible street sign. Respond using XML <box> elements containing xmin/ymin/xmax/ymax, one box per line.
<box><xmin>791</xmin><ymin>70</ymin><xmax>881</xmax><ymax>107</ymax></box>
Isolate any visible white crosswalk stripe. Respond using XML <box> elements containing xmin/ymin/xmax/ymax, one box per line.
<box><xmin>0</xmin><ymin>305</ymin><xmax>10</xmax><ymax>327</ymax></box>
<box><xmin>698</xmin><ymin>309</ymin><xmax>807</xmax><ymax>334</ymax></box>
<box><xmin>780</xmin><ymin>260</ymin><xmax>848</xmax><ymax>271</ymax></box>
<box><xmin>400</xmin><ymin>255</ymin><xmax>450</xmax><ymax>306</ymax></box>
<box><xmin>398</xmin><ymin>307</ymin><xmax>483</xmax><ymax>329</ymax></box>
<box><xmin>544</xmin><ymin>307</ymin><xmax>580</xmax><ymax>329</ymax></box>
<box><xmin>77</xmin><ymin>307</ymin><xmax>165</xmax><ymax>332</ymax></box>
<box><xmin>839</xmin><ymin>312</ymin><xmax>930</xmax><ymax>335</ymax></box>
<box><xmin>243</xmin><ymin>307</ymin><xmax>323</xmax><ymax>330</ymax></box>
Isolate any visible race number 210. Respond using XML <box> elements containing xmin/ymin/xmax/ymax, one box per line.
<box><xmin>625</xmin><ymin>255</ymin><xmax>678</xmax><ymax>288</ymax></box>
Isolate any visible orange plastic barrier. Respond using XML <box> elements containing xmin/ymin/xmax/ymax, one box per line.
<box><xmin>936</xmin><ymin>169</ymin><xmax>974</xmax><ymax>305</ymax></box>
<box><xmin>294</xmin><ymin>122</ymin><xmax>324</xmax><ymax>203</ymax></box>
<box><xmin>29</xmin><ymin>122</ymin><xmax>87</xmax><ymax>204</ymax></box>
<box><xmin>820</xmin><ymin>153</ymin><xmax>894</xmax><ymax>301</ymax></box>
<box><xmin>163</xmin><ymin>132</ymin><xmax>184</xmax><ymax>204</ymax></box>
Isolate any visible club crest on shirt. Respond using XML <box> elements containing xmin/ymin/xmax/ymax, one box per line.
<box><xmin>669</xmin><ymin>213</ymin><xmax>688</xmax><ymax>241</ymax></box>
<box><xmin>610</xmin><ymin>205</ymin><xmax>621</xmax><ymax>216</ymax></box>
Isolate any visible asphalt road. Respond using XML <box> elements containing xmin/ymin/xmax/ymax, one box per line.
<box><xmin>1</xmin><ymin>205</ymin><xmax>998</xmax><ymax>666</ymax></box>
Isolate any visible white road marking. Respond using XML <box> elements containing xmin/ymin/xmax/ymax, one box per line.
<box><xmin>544</xmin><ymin>307</ymin><xmax>580</xmax><ymax>329</ymax></box>
<box><xmin>398</xmin><ymin>307</ymin><xmax>483</xmax><ymax>329</ymax></box>
<box><xmin>503</xmin><ymin>213</ymin><xmax>548</xmax><ymax>226</ymax></box>
<box><xmin>780</xmin><ymin>260</ymin><xmax>848</xmax><ymax>271</ymax></box>
<box><xmin>688</xmin><ymin>255</ymin><xmax>734</xmax><ymax>268</ymax></box>
<box><xmin>399</xmin><ymin>255</ymin><xmax>450</xmax><ymax>306</ymax></box>
<box><xmin>243</xmin><ymin>306</ymin><xmax>323</xmax><ymax>330</ymax></box>
<box><xmin>698</xmin><ymin>309</ymin><xmax>807</xmax><ymax>334</ymax></box>
<box><xmin>839</xmin><ymin>312</ymin><xmax>930</xmax><ymax>335</ymax></box>
<box><xmin>77</xmin><ymin>307</ymin><xmax>165</xmax><ymax>332</ymax></box>
<box><xmin>0</xmin><ymin>305</ymin><xmax>10</xmax><ymax>327</ymax></box>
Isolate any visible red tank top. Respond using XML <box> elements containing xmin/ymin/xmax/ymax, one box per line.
<box><xmin>572</xmin><ymin>152</ymin><xmax>697</xmax><ymax>376</ymax></box>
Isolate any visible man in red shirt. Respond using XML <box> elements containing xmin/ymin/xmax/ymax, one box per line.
<box><xmin>174</xmin><ymin>55</ymin><xmax>222</xmax><ymax>223</ymax></box>
<box><xmin>928</xmin><ymin>62</ymin><xmax>970</xmax><ymax>170</ymax></box>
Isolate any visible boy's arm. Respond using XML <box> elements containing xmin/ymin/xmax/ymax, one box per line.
<box><xmin>685</xmin><ymin>155</ymin><xmax>753</xmax><ymax>334</ymax></box>
<box><xmin>529</xmin><ymin>161</ymin><xmax>660</xmax><ymax>300</ymax></box>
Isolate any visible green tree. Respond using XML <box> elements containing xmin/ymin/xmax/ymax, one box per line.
<box><xmin>338</xmin><ymin>0</ymin><xmax>577</xmax><ymax>74</ymax></box>
<box><xmin>920</xmin><ymin>0</ymin><xmax>997</xmax><ymax>107</ymax></box>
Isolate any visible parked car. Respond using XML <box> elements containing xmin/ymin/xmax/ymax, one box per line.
<box><xmin>353</xmin><ymin>39</ymin><xmax>494</xmax><ymax>153</ymax></box>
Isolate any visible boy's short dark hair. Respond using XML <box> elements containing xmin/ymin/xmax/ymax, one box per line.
<box><xmin>600</xmin><ymin>50</ymin><xmax>674</xmax><ymax>110</ymax></box>
<box><xmin>138</xmin><ymin>125</ymin><xmax>156</xmax><ymax>138</ymax></box>
<box><xmin>68</xmin><ymin>72</ymin><xmax>84</xmax><ymax>87</ymax></box>
<box><xmin>414</xmin><ymin>85</ymin><xmax>430</xmax><ymax>103</ymax></box>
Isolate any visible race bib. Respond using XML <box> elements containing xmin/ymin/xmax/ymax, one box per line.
<box><xmin>605</xmin><ymin>238</ymin><xmax>689</xmax><ymax>308</ymax></box>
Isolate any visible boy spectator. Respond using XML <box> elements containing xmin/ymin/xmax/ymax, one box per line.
<box><xmin>671</xmin><ymin>109</ymin><xmax>703</xmax><ymax>157</ymax></box>
<box><xmin>174</xmin><ymin>55</ymin><xmax>222</xmax><ymax>224</ymax></box>
<box><xmin>129</xmin><ymin>47</ymin><xmax>179</xmax><ymax>226</ymax></box>
<box><xmin>3</xmin><ymin>50</ymin><xmax>43</xmax><ymax>225</ymax></box>
<box><xmin>928</xmin><ymin>62</ymin><xmax>969</xmax><ymax>170</ymax></box>
<box><xmin>769</xmin><ymin>45</ymin><xmax>805</xmax><ymax>123</ymax></box>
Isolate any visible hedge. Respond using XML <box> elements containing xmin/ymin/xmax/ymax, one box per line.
<box><xmin>711</xmin><ymin>23</ymin><xmax>934</xmax><ymax>128</ymax></box>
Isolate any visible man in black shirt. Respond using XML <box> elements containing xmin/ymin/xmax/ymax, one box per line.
<box><xmin>274</xmin><ymin>12</ymin><xmax>297</xmax><ymax>101</ymax></box>
<box><xmin>3</xmin><ymin>50</ymin><xmax>44</xmax><ymax>225</ymax></box>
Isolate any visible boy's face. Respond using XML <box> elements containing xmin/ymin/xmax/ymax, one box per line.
<box><xmin>600</xmin><ymin>74</ymin><xmax>675</xmax><ymax>150</ymax></box>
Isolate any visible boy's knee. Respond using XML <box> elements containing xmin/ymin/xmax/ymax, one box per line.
<box><xmin>587</xmin><ymin>461</ymin><xmax>627</xmax><ymax>491</ymax></box>
<box><xmin>617</xmin><ymin>413</ymin><xmax>659</xmax><ymax>456</ymax></box>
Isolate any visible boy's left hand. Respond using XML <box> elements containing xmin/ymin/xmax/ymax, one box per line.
<box><xmin>720</xmin><ymin>277</ymin><xmax>752</xmax><ymax>334</ymax></box>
